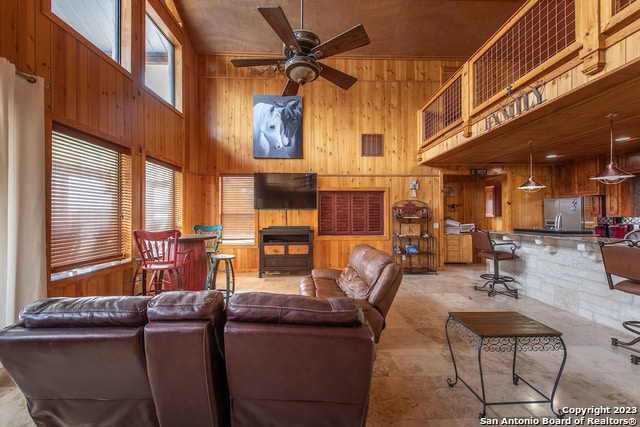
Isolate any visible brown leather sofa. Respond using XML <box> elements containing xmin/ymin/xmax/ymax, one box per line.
<box><xmin>300</xmin><ymin>244</ymin><xmax>403</xmax><ymax>342</ymax></box>
<box><xmin>224</xmin><ymin>292</ymin><xmax>375</xmax><ymax>427</ymax></box>
<box><xmin>0</xmin><ymin>290</ymin><xmax>375</xmax><ymax>427</ymax></box>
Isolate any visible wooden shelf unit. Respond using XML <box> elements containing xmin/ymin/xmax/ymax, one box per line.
<box><xmin>258</xmin><ymin>227</ymin><xmax>314</xmax><ymax>278</ymax></box>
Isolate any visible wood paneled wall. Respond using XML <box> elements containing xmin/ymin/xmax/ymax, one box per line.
<box><xmin>1</xmin><ymin>0</ymin><xmax>200</xmax><ymax>296</ymax></box>
<box><xmin>195</xmin><ymin>55</ymin><xmax>464</xmax><ymax>270</ymax></box>
<box><xmin>8</xmin><ymin>0</ymin><xmax>570</xmax><ymax>294</ymax></box>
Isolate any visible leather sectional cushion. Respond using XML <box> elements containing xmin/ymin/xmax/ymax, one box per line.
<box><xmin>19</xmin><ymin>296</ymin><xmax>151</xmax><ymax>328</ymax></box>
<box><xmin>227</xmin><ymin>292</ymin><xmax>365</xmax><ymax>326</ymax></box>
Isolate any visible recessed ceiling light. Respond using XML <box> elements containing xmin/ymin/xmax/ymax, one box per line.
<box><xmin>615</xmin><ymin>136</ymin><xmax>631</xmax><ymax>142</ymax></box>
<box><xmin>546</xmin><ymin>154</ymin><xmax>561</xmax><ymax>159</ymax></box>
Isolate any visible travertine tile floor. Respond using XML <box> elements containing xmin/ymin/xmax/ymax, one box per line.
<box><xmin>1</xmin><ymin>264</ymin><xmax>639</xmax><ymax>426</ymax></box>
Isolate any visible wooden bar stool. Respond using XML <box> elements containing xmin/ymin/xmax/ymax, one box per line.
<box><xmin>130</xmin><ymin>257</ymin><xmax>147</xmax><ymax>295</ymax></box>
<box><xmin>209</xmin><ymin>253</ymin><xmax>236</xmax><ymax>303</ymax></box>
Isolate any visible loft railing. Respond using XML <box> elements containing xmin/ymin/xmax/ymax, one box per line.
<box><xmin>421</xmin><ymin>72</ymin><xmax>462</xmax><ymax>142</ymax></box>
<box><xmin>418</xmin><ymin>0</ymin><xmax>639</xmax><ymax>149</ymax></box>
<box><xmin>473</xmin><ymin>0</ymin><xmax>576</xmax><ymax>108</ymax></box>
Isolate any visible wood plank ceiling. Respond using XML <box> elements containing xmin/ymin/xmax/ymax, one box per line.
<box><xmin>172</xmin><ymin>0</ymin><xmax>640</xmax><ymax>166</ymax></box>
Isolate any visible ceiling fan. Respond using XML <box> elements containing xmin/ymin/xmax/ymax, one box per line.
<box><xmin>230</xmin><ymin>1</ymin><xmax>370</xmax><ymax>96</ymax></box>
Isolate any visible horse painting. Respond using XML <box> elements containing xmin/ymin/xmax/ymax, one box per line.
<box><xmin>252</xmin><ymin>95</ymin><xmax>303</xmax><ymax>159</ymax></box>
<box><xmin>277</xmin><ymin>98</ymin><xmax>302</xmax><ymax>158</ymax></box>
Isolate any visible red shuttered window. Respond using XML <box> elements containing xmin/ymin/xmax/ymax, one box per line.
<box><xmin>318</xmin><ymin>191</ymin><xmax>384</xmax><ymax>236</ymax></box>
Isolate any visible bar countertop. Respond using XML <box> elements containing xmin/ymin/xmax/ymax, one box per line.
<box><xmin>475</xmin><ymin>229</ymin><xmax>636</xmax><ymax>336</ymax></box>
<box><xmin>493</xmin><ymin>229</ymin><xmax>626</xmax><ymax>247</ymax></box>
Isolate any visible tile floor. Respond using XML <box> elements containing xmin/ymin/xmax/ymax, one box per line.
<box><xmin>1</xmin><ymin>264</ymin><xmax>639</xmax><ymax>426</ymax></box>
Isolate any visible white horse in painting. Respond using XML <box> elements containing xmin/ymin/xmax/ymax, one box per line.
<box><xmin>253</xmin><ymin>103</ymin><xmax>289</xmax><ymax>157</ymax></box>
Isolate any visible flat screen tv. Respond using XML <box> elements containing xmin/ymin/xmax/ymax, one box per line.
<box><xmin>254</xmin><ymin>172</ymin><xmax>317</xmax><ymax>210</ymax></box>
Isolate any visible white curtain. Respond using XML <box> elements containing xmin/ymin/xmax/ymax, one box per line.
<box><xmin>0</xmin><ymin>57</ymin><xmax>46</xmax><ymax>329</ymax></box>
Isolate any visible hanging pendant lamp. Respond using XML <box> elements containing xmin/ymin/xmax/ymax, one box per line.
<box><xmin>590</xmin><ymin>114</ymin><xmax>635</xmax><ymax>185</ymax></box>
<box><xmin>518</xmin><ymin>141</ymin><xmax>546</xmax><ymax>193</ymax></box>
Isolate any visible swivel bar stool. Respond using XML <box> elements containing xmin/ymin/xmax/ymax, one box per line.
<box><xmin>470</xmin><ymin>230</ymin><xmax>519</xmax><ymax>299</ymax></box>
<box><xmin>599</xmin><ymin>239</ymin><xmax>640</xmax><ymax>364</ymax></box>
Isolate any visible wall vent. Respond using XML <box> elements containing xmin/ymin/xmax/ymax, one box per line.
<box><xmin>361</xmin><ymin>134</ymin><xmax>384</xmax><ymax>157</ymax></box>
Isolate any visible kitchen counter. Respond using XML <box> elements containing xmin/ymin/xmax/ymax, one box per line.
<box><xmin>476</xmin><ymin>230</ymin><xmax>636</xmax><ymax>336</ymax></box>
<box><xmin>512</xmin><ymin>228</ymin><xmax>595</xmax><ymax>235</ymax></box>
<box><xmin>497</xmin><ymin>230</ymin><xmax>625</xmax><ymax>247</ymax></box>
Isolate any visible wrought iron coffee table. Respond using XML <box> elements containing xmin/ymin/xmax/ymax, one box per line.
<box><xmin>445</xmin><ymin>311</ymin><xmax>567</xmax><ymax>418</ymax></box>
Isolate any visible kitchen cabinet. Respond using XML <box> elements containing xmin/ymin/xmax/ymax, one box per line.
<box><xmin>392</xmin><ymin>200</ymin><xmax>436</xmax><ymax>274</ymax></box>
<box><xmin>445</xmin><ymin>234</ymin><xmax>473</xmax><ymax>263</ymax></box>
<box><xmin>605</xmin><ymin>180</ymin><xmax>633</xmax><ymax>217</ymax></box>
<box><xmin>555</xmin><ymin>159</ymin><xmax>603</xmax><ymax>197</ymax></box>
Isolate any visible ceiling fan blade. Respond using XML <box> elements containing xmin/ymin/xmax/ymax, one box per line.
<box><xmin>311</xmin><ymin>24</ymin><xmax>370</xmax><ymax>59</ymax></box>
<box><xmin>282</xmin><ymin>80</ymin><xmax>300</xmax><ymax>96</ymax></box>
<box><xmin>257</xmin><ymin>6</ymin><xmax>301</xmax><ymax>53</ymax></box>
<box><xmin>230</xmin><ymin>57</ymin><xmax>285</xmax><ymax>67</ymax></box>
<box><xmin>319</xmin><ymin>63</ymin><xmax>358</xmax><ymax>90</ymax></box>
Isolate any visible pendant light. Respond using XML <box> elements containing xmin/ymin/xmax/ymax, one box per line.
<box><xmin>518</xmin><ymin>141</ymin><xmax>546</xmax><ymax>193</ymax></box>
<box><xmin>590</xmin><ymin>113</ymin><xmax>635</xmax><ymax>184</ymax></box>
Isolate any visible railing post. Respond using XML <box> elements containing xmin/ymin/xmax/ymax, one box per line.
<box><xmin>461</xmin><ymin>62</ymin><xmax>472</xmax><ymax>138</ymax></box>
<box><xmin>578</xmin><ymin>0</ymin><xmax>605</xmax><ymax>75</ymax></box>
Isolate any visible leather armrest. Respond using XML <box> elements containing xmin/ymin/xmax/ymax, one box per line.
<box><xmin>311</xmin><ymin>268</ymin><xmax>342</xmax><ymax>280</ymax></box>
<box><xmin>19</xmin><ymin>296</ymin><xmax>150</xmax><ymax>328</ymax></box>
<box><xmin>147</xmin><ymin>290</ymin><xmax>225</xmax><ymax>322</ymax></box>
<box><xmin>227</xmin><ymin>292</ymin><xmax>364</xmax><ymax>326</ymax></box>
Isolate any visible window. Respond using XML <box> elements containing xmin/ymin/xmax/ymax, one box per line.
<box><xmin>51</xmin><ymin>0</ymin><xmax>129</xmax><ymax>68</ymax></box>
<box><xmin>319</xmin><ymin>191</ymin><xmax>384</xmax><ymax>236</ymax></box>
<box><xmin>145</xmin><ymin>160</ymin><xmax>182</xmax><ymax>231</ymax></box>
<box><xmin>51</xmin><ymin>126</ymin><xmax>132</xmax><ymax>274</ymax></box>
<box><xmin>220</xmin><ymin>175</ymin><xmax>255</xmax><ymax>245</ymax></box>
<box><xmin>145</xmin><ymin>12</ymin><xmax>175</xmax><ymax>106</ymax></box>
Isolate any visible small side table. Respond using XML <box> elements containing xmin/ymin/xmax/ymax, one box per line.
<box><xmin>209</xmin><ymin>254</ymin><xmax>236</xmax><ymax>303</ymax></box>
<box><xmin>445</xmin><ymin>311</ymin><xmax>567</xmax><ymax>418</ymax></box>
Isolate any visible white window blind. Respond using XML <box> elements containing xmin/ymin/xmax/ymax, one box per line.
<box><xmin>220</xmin><ymin>175</ymin><xmax>255</xmax><ymax>244</ymax></box>
<box><xmin>145</xmin><ymin>160</ymin><xmax>182</xmax><ymax>231</ymax></box>
<box><xmin>51</xmin><ymin>128</ymin><xmax>131</xmax><ymax>273</ymax></box>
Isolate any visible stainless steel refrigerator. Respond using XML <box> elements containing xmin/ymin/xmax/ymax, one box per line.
<box><xmin>543</xmin><ymin>197</ymin><xmax>596</xmax><ymax>231</ymax></box>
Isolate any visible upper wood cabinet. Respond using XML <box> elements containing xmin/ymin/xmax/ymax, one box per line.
<box><xmin>555</xmin><ymin>159</ymin><xmax>603</xmax><ymax>197</ymax></box>
<box><xmin>605</xmin><ymin>180</ymin><xmax>633</xmax><ymax>217</ymax></box>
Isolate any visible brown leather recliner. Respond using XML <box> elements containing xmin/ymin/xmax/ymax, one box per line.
<box><xmin>0</xmin><ymin>295</ymin><xmax>160</xmax><ymax>427</ymax></box>
<box><xmin>224</xmin><ymin>292</ymin><xmax>376</xmax><ymax>427</ymax></box>
<box><xmin>300</xmin><ymin>244</ymin><xmax>403</xmax><ymax>342</ymax></box>
<box><xmin>144</xmin><ymin>290</ymin><xmax>229</xmax><ymax>427</ymax></box>
<box><xmin>0</xmin><ymin>290</ymin><xmax>228</xmax><ymax>427</ymax></box>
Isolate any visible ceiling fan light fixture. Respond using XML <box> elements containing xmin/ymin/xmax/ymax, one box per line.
<box><xmin>285</xmin><ymin>56</ymin><xmax>320</xmax><ymax>85</ymax></box>
<box><xmin>518</xmin><ymin>141</ymin><xmax>546</xmax><ymax>193</ymax></box>
<box><xmin>590</xmin><ymin>114</ymin><xmax>635</xmax><ymax>185</ymax></box>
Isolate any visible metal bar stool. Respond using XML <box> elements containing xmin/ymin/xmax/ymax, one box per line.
<box><xmin>470</xmin><ymin>230</ymin><xmax>519</xmax><ymax>299</ymax></box>
<box><xmin>599</xmin><ymin>239</ymin><xmax>640</xmax><ymax>364</ymax></box>
<box><xmin>209</xmin><ymin>253</ymin><xmax>236</xmax><ymax>303</ymax></box>
<box><xmin>193</xmin><ymin>224</ymin><xmax>223</xmax><ymax>289</ymax></box>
